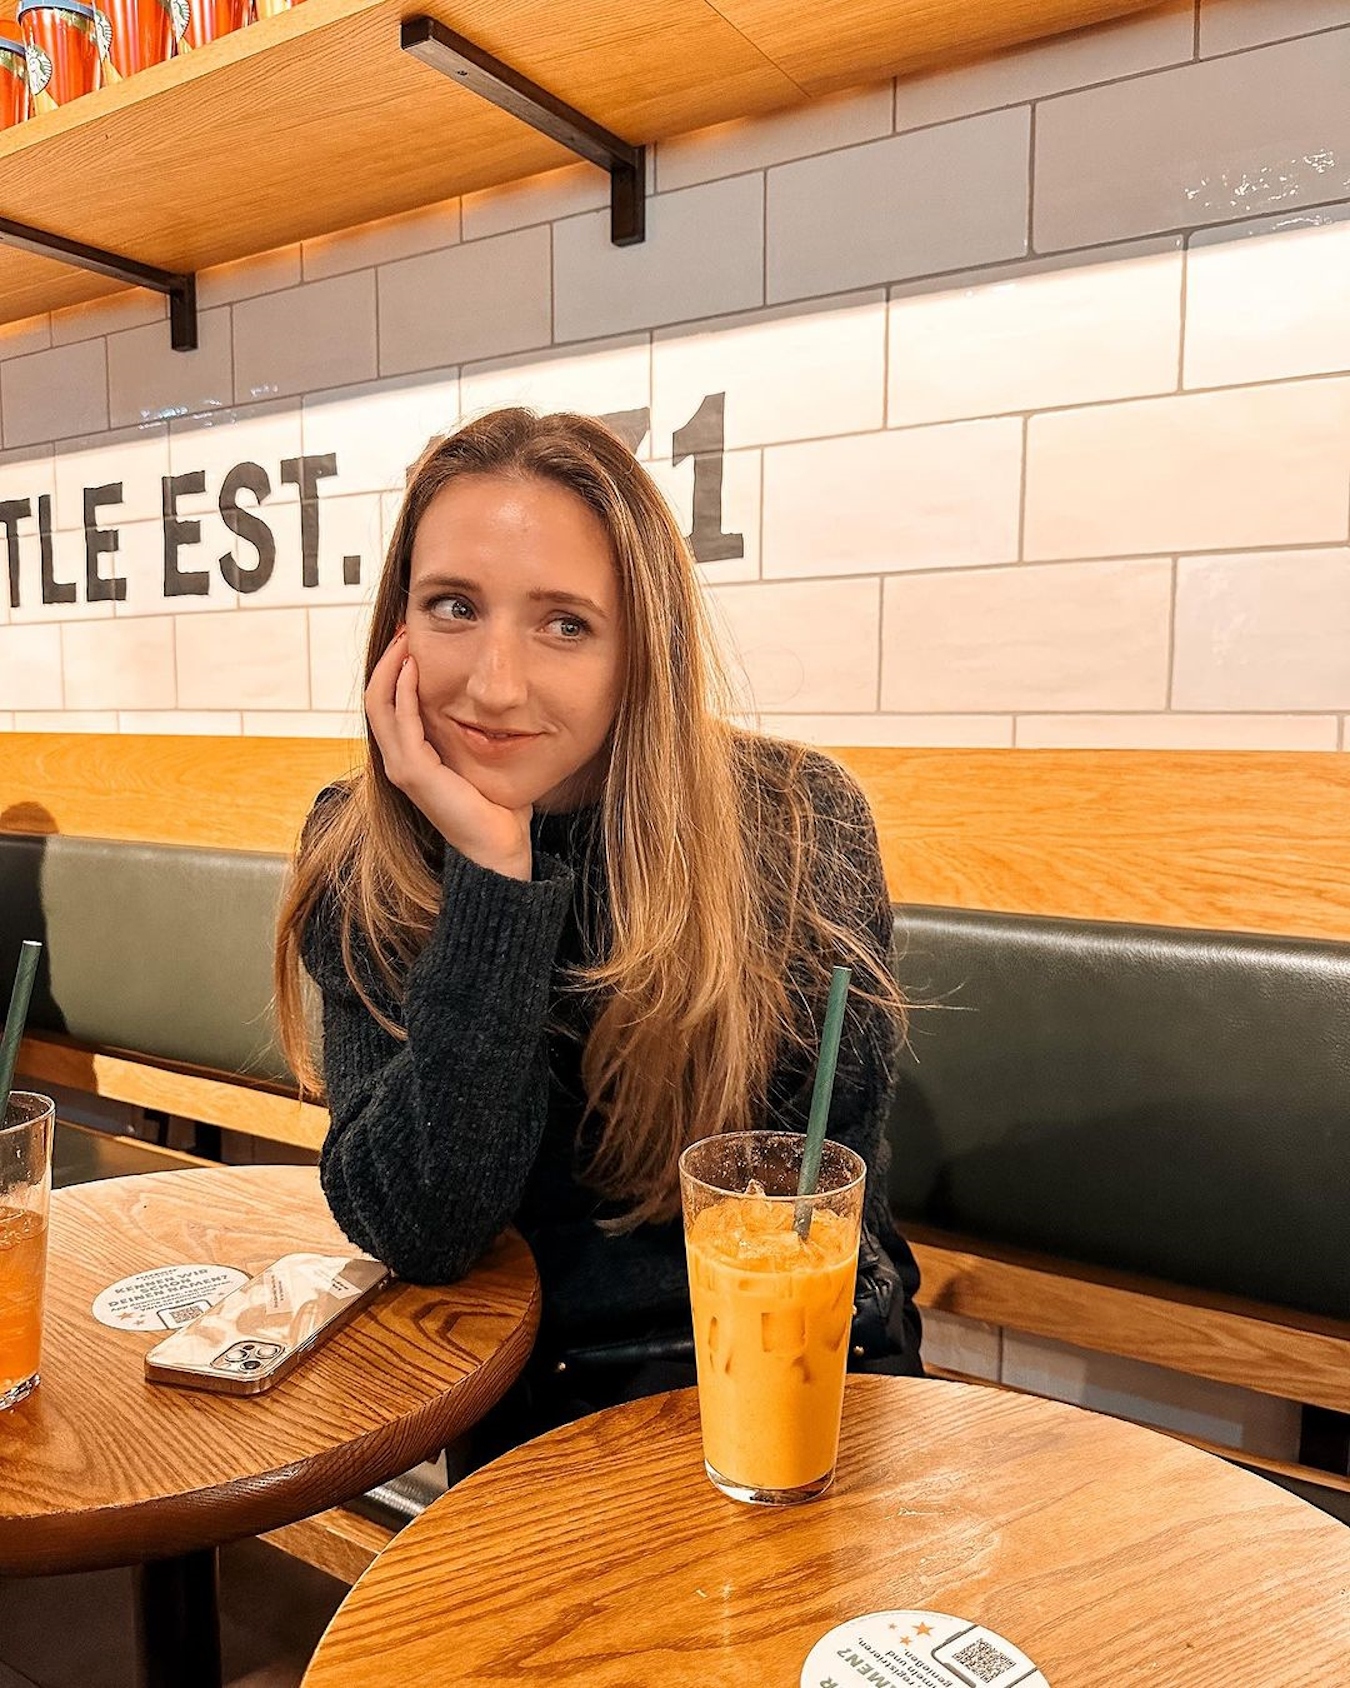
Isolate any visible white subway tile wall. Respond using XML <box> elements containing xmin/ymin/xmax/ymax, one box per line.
<box><xmin>764</xmin><ymin>419</ymin><xmax>1022</xmax><ymax>578</ymax></box>
<box><xmin>0</xmin><ymin>314</ymin><xmax>51</xmax><ymax>361</ymax></box>
<box><xmin>657</xmin><ymin>83</ymin><xmax>894</xmax><ymax>193</ymax></box>
<box><xmin>461</xmin><ymin>337</ymin><xmax>649</xmax><ymax>442</ymax></box>
<box><xmin>0</xmin><ymin>0</ymin><xmax>1345</xmax><ymax>758</ymax></box>
<box><xmin>881</xmin><ymin>559</ymin><xmax>1174</xmax><ymax>713</ymax></box>
<box><xmin>888</xmin><ymin>242</ymin><xmax>1183</xmax><ymax>425</ymax></box>
<box><xmin>1183</xmin><ymin>210</ymin><xmax>1350</xmax><ymax>388</ymax></box>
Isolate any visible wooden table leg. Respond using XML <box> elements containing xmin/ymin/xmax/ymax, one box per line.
<box><xmin>134</xmin><ymin>1547</ymin><xmax>223</xmax><ymax>1688</ymax></box>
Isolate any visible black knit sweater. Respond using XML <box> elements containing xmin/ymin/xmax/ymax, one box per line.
<box><xmin>302</xmin><ymin>746</ymin><xmax>920</xmax><ymax>1361</ymax></box>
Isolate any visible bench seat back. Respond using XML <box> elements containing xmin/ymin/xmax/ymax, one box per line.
<box><xmin>1</xmin><ymin>832</ymin><xmax>290</xmax><ymax>1084</ymax></box>
<box><xmin>889</xmin><ymin>905</ymin><xmax>1350</xmax><ymax>1322</ymax></box>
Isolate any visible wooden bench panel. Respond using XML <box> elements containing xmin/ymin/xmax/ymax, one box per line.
<box><xmin>260</xmin><ymin>1507</ymin><xmax>396</xmax><ymax>1585</ymax></box>
<box><xmin>4</xmin><ymin>735</ymin><xmax>1349</xmax><ymax>939</ymax></box>
<box><xmin>911</xmin><ymin>1228</ymin><xmax>1350</xmax><ymax>1416</ymax></box>
<box><xmin>19</xmin><ymin>1035</ymin><xmax>329</xmax><ymax>1151</ymax></box>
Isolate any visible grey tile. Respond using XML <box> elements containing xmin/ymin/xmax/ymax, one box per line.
<box><xmin>379</xmin><ymin>225</ymin><xmax>551</xmax><ymax>375</ymax></box>
<box><xmin>1199</xmin><ymin>0</ymin><xmax>1350</xmax><ymax>56</ymax></box>
<box><xmin>1</xmin><ymin>341</ymin><xmax>108</xmax><ymax>448</ymax></box>
<box><xmin>1035</xmin><ymin>31</ymin><xmax>1350</xmax><ymax>250</ymax></box>
<box><xmin>554</xmin><ymin>175</ymin><xmax>764</xmax><ymax>342</ymax></box>
<box><xmin>233</xmin><ymin>272</ymin><xmax>377</xmax><ymax>404</ymax></box>
<box><xmin>107</xmin><ymin>307</ymin><xmax>233</xmax><ymax>428</ymax></box>
<box><xmin>767</xmin><ymin>107</ymin><xmax>1029</xmax><ymax>302</ymax></box>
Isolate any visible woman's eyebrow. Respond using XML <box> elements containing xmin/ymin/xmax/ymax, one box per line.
<box><xmin>416</xmin><ymin>573</ymin><xmax>609</xmax><ymax>619</ymax></box>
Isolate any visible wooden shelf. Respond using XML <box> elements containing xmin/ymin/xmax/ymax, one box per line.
<box><xmin>0</xmin><ymin>0</ymin><xmax>1161</xmax><ymax>327</ymax></box>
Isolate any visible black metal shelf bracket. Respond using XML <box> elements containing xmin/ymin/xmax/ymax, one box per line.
<box><xmin>401</xmin><ymin>16</ymin><xmax>646</xmax><ymax>247</ymax></box>
<box><xmin>0</xmin><ymin>214</ymin><xmax>198</xmax><ymax>350</ymax></box>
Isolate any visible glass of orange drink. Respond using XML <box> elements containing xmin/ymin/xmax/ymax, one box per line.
<box><xmin>680</xmin><ymin>1131</ymin><xmax>864</xmax><ymax>1505</ymax></box>
<box><xmin>0</xmin><ymin>1091</ymin><xmax>53</xmax><ymax>1411</ymax></box>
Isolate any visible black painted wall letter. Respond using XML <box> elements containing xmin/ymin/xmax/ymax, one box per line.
<box><xmin>218</xmin><ymin>462</ymin><xmax>276</xmax><ymax>593</ymax></box>
<box><xmin>162</xmin><ymin>471</ymin><xmax>210</xmax><ymax>597</ymax></box>
<box><xmin>0</xmin><ymin>499</ymin><xmax>30</xmax><ymax>609</ymax></box>
<box><xmin>84</xmin><ymin>483</ymin><xmax>127</xmax><ymax>603</ymax></box>
<box><xmin>280</xmin><ymin>454</ymin><xmax>338</xmax><ymax>588</ymax></box>
<box><xmin>39</xmin><ymin>494</ymin><xmax>75</xmax><ymax>606</ymax></box>
<box><xmin>672</xmin><ymin>393</ymin><xmax>743</xmax><ymax>566</ymax></box>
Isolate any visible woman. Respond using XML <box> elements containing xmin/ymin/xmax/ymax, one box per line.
<box><xmin>274</xmin><ymin>407</ymin><xmax>922</xmax><ymax>1445</ymax></box>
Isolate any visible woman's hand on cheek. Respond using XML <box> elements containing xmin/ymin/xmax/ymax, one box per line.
<box><xmin>364</xmin><ymin>631</ymin><xmax>534</xmax><ymax>882</ymax></box>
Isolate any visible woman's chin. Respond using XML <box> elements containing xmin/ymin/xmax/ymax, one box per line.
<box><xmin>440</xmin><ymin>754</ymin><xmax>542</xmax><ymax>813</ymax></box>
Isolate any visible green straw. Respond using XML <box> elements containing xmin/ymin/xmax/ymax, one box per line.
<box><xmin>0</xmin><ymin>940</ymin><xmax>42</xmax><ymax>1125</ymax></box>
<box><xmin>794</xmin><ymin>964</ymin><xmax>852</xmax><ymax>1240</ymax></box>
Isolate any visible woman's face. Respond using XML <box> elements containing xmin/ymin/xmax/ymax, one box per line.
<box><xmin>404</xmin><ymin>473</ymin><xmax>627</xmax><ymax>814</ymax></box>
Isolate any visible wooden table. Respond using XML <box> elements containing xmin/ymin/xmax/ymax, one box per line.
<box><xmin>0</xmin><ymin>1164</ymin><xmax>538</xmax><ymax>1688</ymax></box>
<box><xmin>302</xmin><ymin>1375</ymin><xmax>1350</xmax><ymax>1687</ymax></box>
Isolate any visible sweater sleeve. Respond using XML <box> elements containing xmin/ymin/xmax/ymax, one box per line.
<box><xmin>303</xmin><ymin>833</ymin><xmax>574</xmax><ymax>1285</ymax></box>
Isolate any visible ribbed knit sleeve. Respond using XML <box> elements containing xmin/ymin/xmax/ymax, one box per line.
<box><xmin>305</xmin><ymin>842</ymin><xmax>574</xmax><ymax>1285</ymax></box>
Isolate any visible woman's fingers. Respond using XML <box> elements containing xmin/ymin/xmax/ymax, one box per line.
<box><xmin>365</xmin><ymin>630</ymin><xmax>414</xmax><ymax>778</ymax></box>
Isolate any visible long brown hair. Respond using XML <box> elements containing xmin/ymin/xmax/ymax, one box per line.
<box><xmin>275</xmin><ymin>407</ymin><xmax>904</xmax><ymax>1227</ymax></box>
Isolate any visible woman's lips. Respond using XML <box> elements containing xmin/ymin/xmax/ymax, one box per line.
<box><xmin>450</xmin><ymin>719</ymin><xmax>542</xmax><ymax>755</ymax></box>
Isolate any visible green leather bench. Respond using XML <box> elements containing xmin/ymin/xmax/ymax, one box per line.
<box><xmin>889</xmin><ymin>905</ymin><xmax>1350</xmax><ymax>1503</ymax></box>
<box><xmin>3</xmin><ymin>830</ymin><xmax>323</xmax><ymax>1152</ymax></box>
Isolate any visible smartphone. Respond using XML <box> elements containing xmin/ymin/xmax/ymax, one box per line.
<box><xmin>144</xmin><ymin>1252</ymin><xmax>392</xmax><ymax>1395</ymax></box>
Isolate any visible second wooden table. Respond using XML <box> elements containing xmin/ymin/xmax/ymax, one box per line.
<box><xmin>0</xmin><ymin>1163</ymin><xmax>539</xmax><ymax>1688</ymax></box>
<box><xmin>303</xmin><ymin>1375</ymin><xmax>1350</xmax><ymax>1686</ymax></box>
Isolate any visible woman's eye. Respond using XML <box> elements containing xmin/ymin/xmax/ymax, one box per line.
<box><xmin>430</xmin><ymin>596</ymin><xmax>473</xmax><ymax>620</ymax></box>
<box><xmin>552</xmin><ymin>615</ymin><xmax>589</xmax><ymax>640</ymax></box>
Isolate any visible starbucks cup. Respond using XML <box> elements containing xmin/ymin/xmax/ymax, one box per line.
<box><xmin>17</xmin><ymin>0</ymin><xmax>100</xmax><ymax>112</ymax></box>
<box><xmin>98</xmin><ymin>0</ymin><xmax>172</xmax><ymax>78</ymax></box>
<box><xmin>0</xmin><ymin>27</ymin><xmax>29</xmax><ymax>126</ymax></box>
<box><xmin>177</xmin><ymin>0</ymin><xmax>247</xmax><ymax>48</ymax></box>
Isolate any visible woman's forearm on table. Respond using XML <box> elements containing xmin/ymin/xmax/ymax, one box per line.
<box><xmin>313</xmin><ymin>847</ymin><xmax>574</xmax><ymax>1283</ymax></box>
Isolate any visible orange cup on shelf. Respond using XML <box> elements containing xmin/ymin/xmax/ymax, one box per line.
<box><xmin>16</xmin><ymin>0</ymin><xmax>100</xmax><ymax>112</ymax></box>
<box><xmin>98</xmin><ymin>0</ymin><xmax>173</xmax><ymax>79</ymax></box>
<box><xmin>177</xmin><ymin>0</ymin><xmax>247</xmax><ymax>48</ymax></box>
<box><xmin>0</xmin><ymin>27</ymin><xmax>29</xmax><ymax>127</ymax></box>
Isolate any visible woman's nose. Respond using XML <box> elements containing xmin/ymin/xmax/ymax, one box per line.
<box><xmin>465</xmin><ymin>635</ymin><xmax>528</xmax><ymax>709</ymax></box>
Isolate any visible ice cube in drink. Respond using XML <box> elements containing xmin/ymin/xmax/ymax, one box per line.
<box><xmin>685</xmin><ymin>1193</ymin><xmax>858</xmax><ymax>1498</ymax></box>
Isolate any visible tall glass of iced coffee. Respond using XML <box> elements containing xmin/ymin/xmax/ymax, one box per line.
<box><xmin>680</xmin><ymin>1130</ymin><xmax>864</xmax><ymax>1505</ymax></box>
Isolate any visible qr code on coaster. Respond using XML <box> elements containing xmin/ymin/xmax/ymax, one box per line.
<box><xmin>162</xmin><ymin>1301</ymin><xmax>209</xmax><ymax>1326</ymax></box>
<box><xmin>949</xmin><ymin>1636</ymin><xmax>1019</xmax><ymax>1683</ymax></box>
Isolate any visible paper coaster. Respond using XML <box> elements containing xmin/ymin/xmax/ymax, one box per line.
<box><xmin>92</xmin><ymin>1264</ymin><xmax>250</xmax><ymax>1332</ymax></box>
<box><xmin>802</xmin><ymin>1609</ymin><xmax>1048</xmax><ymax>1688</ymax></box>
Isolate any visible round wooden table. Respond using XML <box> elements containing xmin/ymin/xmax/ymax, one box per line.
<box><xmin>0</xmin><ymin>1164</ymin><xmax>539</xmax><ymax>1688</ymax></box>
<box><xmin>303</xmin><ymin>1375</ymin><xmax>1350</xmax><ymax>1687</ymax></box>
